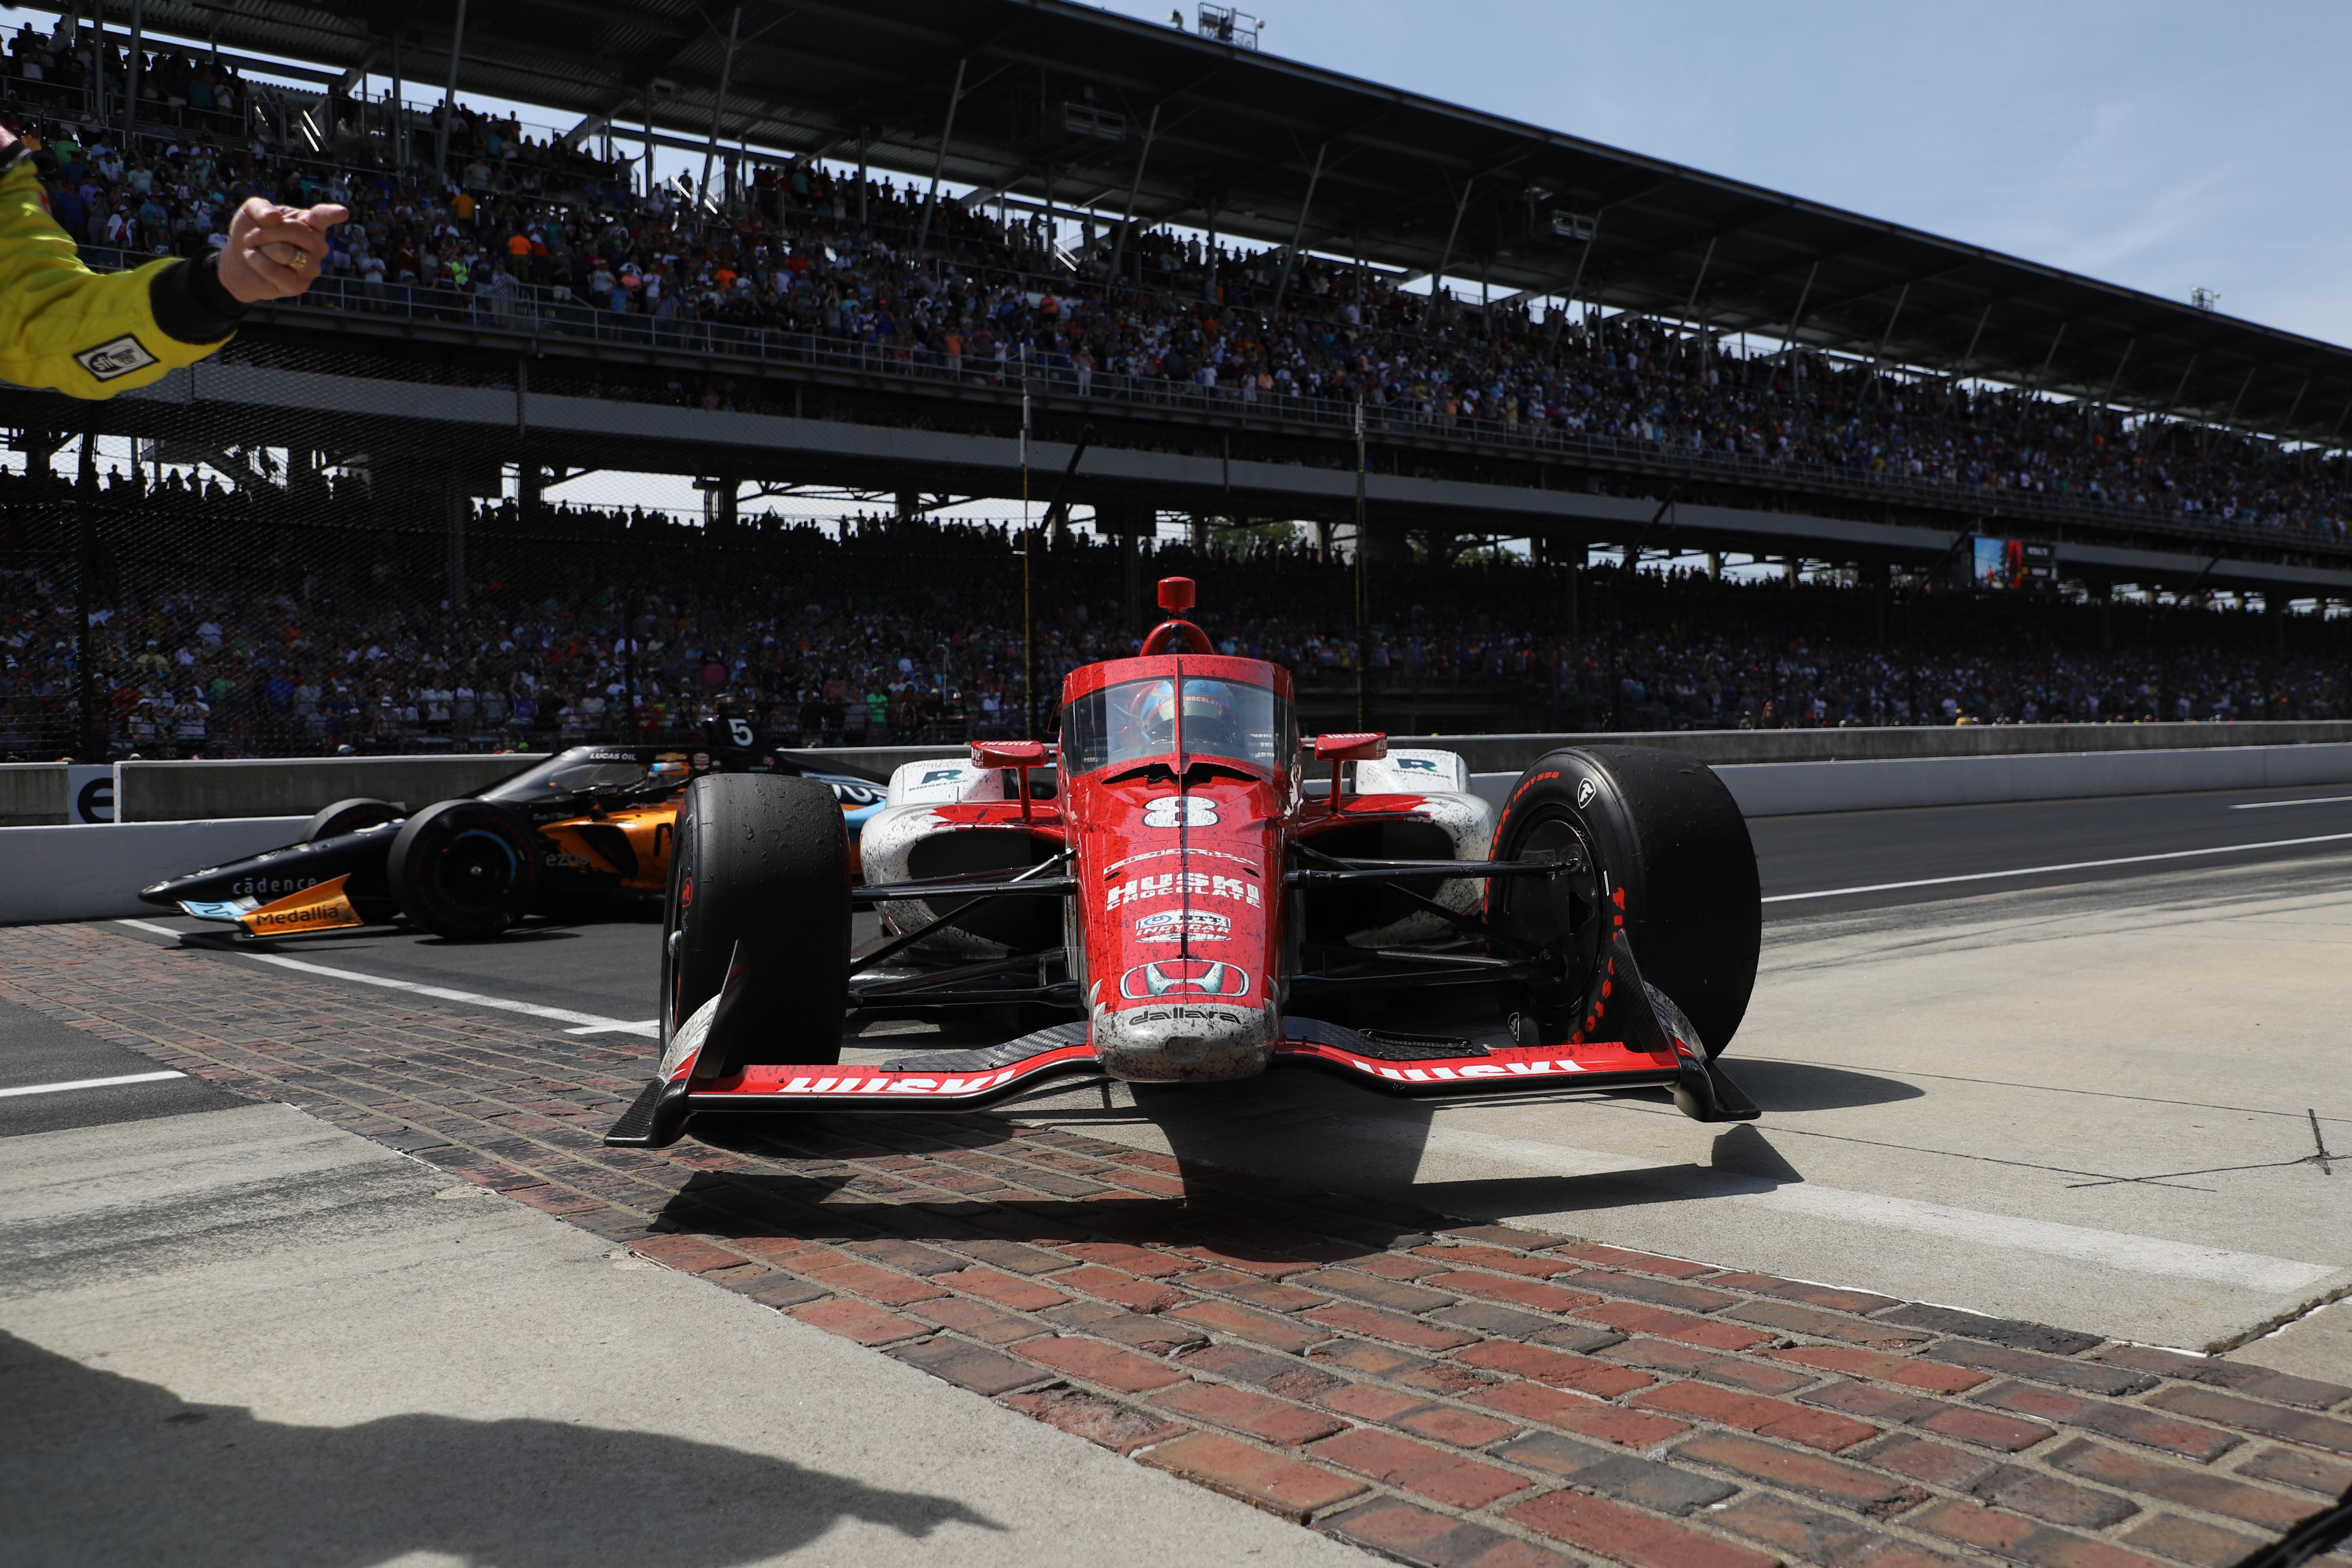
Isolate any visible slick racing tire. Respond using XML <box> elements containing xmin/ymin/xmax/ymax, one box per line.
<box><xmin>1487</xmin><ymin>746</ymin><xmax>1759</xmax><ymax>1056</ymax></box>
<box><xmin>387</xmin><ymin>800</ymin><xmax>542</xmax><ymax>939</ymax></box>
<box><xmin>663</xmin><ymin>773</ymin><xmax>850</xmax><ymax>1077</ymax></box>
<box><xmin>302</xmin><ymin>796</ymin><xmax>403</xmax><ymax>843</ymax></box>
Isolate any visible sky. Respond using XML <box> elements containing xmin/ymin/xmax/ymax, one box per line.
<box><xmin>1102</xmin><ymin>0</ymin><xmax>2352</xmax><ymax>349</ymax></box>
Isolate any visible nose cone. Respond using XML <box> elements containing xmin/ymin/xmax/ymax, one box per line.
<box><xmin>1092</xmin><ymin>994</ymin><xmax>1276</xmax><ymax>1082</ymax></box>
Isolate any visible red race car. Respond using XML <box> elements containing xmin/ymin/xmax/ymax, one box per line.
<box><xmin>608</xmin><ymin>579</ymin><xmax>1763</xmax><ymax>1149</ymax></box>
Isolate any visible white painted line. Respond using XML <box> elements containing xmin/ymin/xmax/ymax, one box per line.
<box><xmin>112</xmin><ymin>920</ymin><xmax>661</xmax><ymax>1039</ymax></box>
<box><xmin>0</xmin><ymin>1070</ymin><xmax>186</xmax><ymax>1099</ymax></box>
<box><xmin>1397</xmin><ymin>1122</ymin><xmax>2339</xmax><ymax>1295</ymax></box>
<box><xmin>2231</xmin><ymin>796</ymin><xmax>2352</xmax><ymax>810</ymax></box>
<box><xmin>1762</xmin><ymin>832</ymin><xmax>2352</xmax><ymax>903</ymax></box>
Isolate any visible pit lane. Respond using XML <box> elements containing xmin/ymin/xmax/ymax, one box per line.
<box><xmin>92</xmin><ymin>782</ymin><xmax>2352</xmax><ymax>1359</ymax></box>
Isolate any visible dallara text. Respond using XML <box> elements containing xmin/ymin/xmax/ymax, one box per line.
<box><xmin>609</xmin><ymin>580</ymin><xmax>1763</xmax><ymax>1149</ymax></box>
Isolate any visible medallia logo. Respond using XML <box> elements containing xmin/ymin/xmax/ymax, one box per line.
<box><xmin>1119</xmin><ymin>958</ymin><xmax>1251</xmax><ymax>1000</ymax></box>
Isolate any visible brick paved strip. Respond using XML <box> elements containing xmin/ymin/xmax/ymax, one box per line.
<box><xmin>1322</xmin><ymin>1498</ymin><xmax>1578</xmax><ymax>1568</ymax></box>
<box><xmin>1505</xmin><ymin>1488</ymin><xmax>1781</xmax><ymax>1568</ymax></box>
<box><xmin>1141</xmin><ymin>1432</ymin><xmax>1367</xmax><ymax>1522</ymax></box>
<box><xmin>2139</xmin><ymin>1385</ymin><xmax>2352</xmax><ymax>1457</ymax></box>
<box><xmin>10</xmin><ymin>923</ymin><xmax>2351</xmax><ymax>1568</ymax></box>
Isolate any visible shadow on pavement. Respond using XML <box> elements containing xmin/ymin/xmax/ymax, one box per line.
<box><xmin>0</xmin><ymin>1330</ymin><xmax>1002</xmax><ymax>1568</ymax></box>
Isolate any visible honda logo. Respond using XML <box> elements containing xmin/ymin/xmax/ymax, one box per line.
<box><xmin>1119</xmin><ymin>959</ymin><xmax>1251</xmax><ymax>1000</ymax></box>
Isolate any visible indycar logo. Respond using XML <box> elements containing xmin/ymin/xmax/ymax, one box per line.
<box><xmin>1142</xmin><ymin>795</ymin><xmax>1218</xmax><ymax>828</ymax></box>
<box><xmin>1106</xmin><ymin>871</ymin><xmax>1261</xmax><ymax>911</ymax></box>
<box><xmin>1135</xmin><ymin>909</ymin><xmax>1230</xmax><ymax>942</ymax></box>
<box><xmin>1576</xmin><ymin>779</ymin><xmax>1597</xmax><ymax>808</ymax></box>
<box><xmin>1119</xmin><ymin>959</ymin><xmax>1251</xmax><ymax>1000</ymax></box>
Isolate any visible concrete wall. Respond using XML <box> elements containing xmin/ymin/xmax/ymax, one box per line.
<box><xmin>802</xmin><ymin>721</ymin><xmax>2352</xmax><ymax>781</ymax></box>
<box><xmin>1710</xmin><ymin>742</ymin><xmax>2352</xmax><ymax>817</ymax></box>
<box><xmin>0</xmin><ymin>818</ymin><xmax>309</xmax><ymax>924</ymax></box>
<box><xmin>115</xmin><ymin>755</ymin><xmax>547</xmax><ymax>823</ymax></box>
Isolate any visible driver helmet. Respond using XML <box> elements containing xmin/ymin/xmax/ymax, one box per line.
<box><xmin>1133</xmin><ymin>681</ymin><xmax>1245</xmax><ymax>757</ymax></box>
<box><xmin>647</xmin><ymin>753</ymin><xmax>690</xmax><ymax>784</ymax></box>
<box><xmin>689</xmin><ymin>750</ymin><xmax>715</xmax><ymax>773</ymax></box>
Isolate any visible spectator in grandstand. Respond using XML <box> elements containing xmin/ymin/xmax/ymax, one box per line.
<box><xmin>0</xmin><ymin>118</ymin><xmax>344</xmax><ymax>397</ymax></box>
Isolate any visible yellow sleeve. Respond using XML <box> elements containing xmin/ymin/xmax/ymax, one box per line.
<box><xmin>0</xmin><ymin>161</ymin><xmax>242</xmax><ymax>399</ymax></box>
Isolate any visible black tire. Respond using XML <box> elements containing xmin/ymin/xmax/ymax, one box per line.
<box><xmin>663</xmin><ymin>773</ymin><xmax>850</xmax><ymax>1076</ymax></box>
<box><xmin>1487</xmin><ymin>745</ymin><xmax>1759</xmax><ymax>1056</ymax></box>
<box><xmin>386</xmin><ymin>800</ymin><xmax>542</xmax><ymax>939</ymax></box>
<box><xmin>302</xmin><ymin>796</ymin><xmax>403</xmax><ymax>843</ymax></box>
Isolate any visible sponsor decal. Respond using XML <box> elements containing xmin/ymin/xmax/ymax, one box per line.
<box><xmin>1141</xmin><ymin>794</ymin><xmax>1218</xmax><ymax>828</ymax></box>
<box><xmin>1575</xmin><ymin>778</ymin><xmax>1597</xmax><ymax>808</ymax></box>
<box><xmin>1122</xmin><ymin>1005</ymin><xmax>1247</xmax><ymax>1026</ymax></box>
<box><xmin>1396</xmin><ymin>757</ymin><xmax>1439</xmax><ymax>772</ymax></box>
<box><xmin>75</xmin><ymin>334</ymin><xmax>158</xmax><ymax>381</ymax></box>
<box><xmin>1135</xmin><ymin>909</ymin><xmax>1230</xmax><ymax>943</ymax></box>
<box><xmin>240</xmin><ymin>874</ymin><xmax>363</xmax><ymax>934</ymax></box>
<box><xmin>543</xmin><ymin>850</ymin><xmax>592</xmax><ymax>870</ymax></box>
<box><xmin>678</xmin><ymin>875</ymin><xmax>694</xmax><ymax>907</ymax></box>
<box><xmin>227</xmin><ymin>874</ymin><xmax>319</xmax><ymax>898</ymax></box>
<box><xmin>1105</xmin><ymin>871</ymin><xmax>1261</xmax><ymax>911</ymax></box>
<box><xmin>1119</xmin><ymin>958</ymin><xmax>1251</xmax><ymax>1000</ymax></box>
<box><xmin>919</xmin><ymin>767</ymin><xmax>965</xmax><ymax>786</ymax></box>
<box><xmin>1102</xmin><ymin>847</ymin><xmax>1258</xmax><ymax>878</ymax></box>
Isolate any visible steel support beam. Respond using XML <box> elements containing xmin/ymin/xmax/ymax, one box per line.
<box><xmin>433</xmin><ymin>0</ymin><xmax>467</xmax><ymax>174</ymax></box>
<box><xmin>699</xmin><ymin>6</ymin><xmax>741</xmax><ymax>213</ymax></box>
<box><xmin>911</xmin><ymin>55</ymin><xmax>968</xmax><ymax>261</ymax></box>
<box><xmin>1268</xmin><ymin>141</ymin><xmax>1328</xmax><ymax>316</ymax></box>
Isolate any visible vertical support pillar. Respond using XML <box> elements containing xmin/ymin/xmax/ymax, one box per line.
<box><xmin>388</xmin><ymin>33</ymin><xmax>402</xmax><ymax>164</ymax></box>
<box><xmin>699</xmin><ymin>6</ymin><xmax>740</xmax><ymax>219</ymax></box>
<box><xmin>75</xmin><ymin>413</ymin><xmax>101</xmax><ymax>761</ymax></box>
<box><xmin>912</xmin><ymin>56</ymin><xmax>967</xmax><ymax>263</ymax></box>
<box><xmin>894</xmin><ymin>489</ymin><xmax>918</xmax><ymax>525</ymax></box>
<box><xmin>126</xmin><ymin>0</ymin><xmax>144</xmax><ymax>148</ymax></box>
<box><xmin>434</xmin><ymin>0</ymin><xmax>468</xmax><ymax>177</ymax></box>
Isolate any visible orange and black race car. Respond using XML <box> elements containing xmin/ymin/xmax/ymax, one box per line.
<box><xmin>139</xmin><ymin>743</ymin><xmax>885</xmax><ymax>940</ymax></box>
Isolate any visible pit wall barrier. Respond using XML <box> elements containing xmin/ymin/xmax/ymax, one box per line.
<box><xmin>6</xmin><ymin>736</ymin><xmax>2352</xmax><ymax>926</ymax></box>
<box><xmin>0</xmin><ymin>817</ymin><xmax>309</xmax><ymax>924</ymax></box>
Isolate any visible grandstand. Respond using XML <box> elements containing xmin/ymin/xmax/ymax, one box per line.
<box><xmin>2</xmin><ymin>0</ymin><xmax>2348</xmax><ymax>759</ymax></box>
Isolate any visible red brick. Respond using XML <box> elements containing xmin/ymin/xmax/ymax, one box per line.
<box><xmin>1454</xmin><ymin>1339</ymin><xmax>1656</xmax><ymax>1398</ymax></box>
<box><xmin>1056</xmin><ymin>1240</ymin><xmax>1198</xmax><ymax>1278</ymax></box>
<box><xmin>1800</xmin><ymin>1382</ymin><xmax>1936</xmax><ymax>1425</ymax></box>
<box><xmin>908</xmin><ymin>1295</ymin><xmax>1045</xmax><ymax>1345</ymax></box>
<box><xmin>1766</xmin><ymin>1344</ymin><xmax>1989</xmax><ymax>1395</ymax></box>
<box><xmin>1150</xmin><ymin>1380</ymin><xmax>1347</xmax><ymax>1446</ymax></box>
<box><xmin>1714</xmin><ymin>1491</ymin><xmax>1932</xmax><ymax>1567</ymax></box>
<box><xmin>2141</xmin><ymin>1385</ymin><xmax>2352</xmax><ymax>1456</ymax></box>
<box><xmin>1298</xmin><ymin>1267</ymin><xmax>1459</xmax><ymax>1314</ymax></box>
<box><xmin>1397</xmin><ymin>1405</ymin><xmax>1519</xmax><ymax>1449</ymax></box>
<box><xmin>1916</xmin><ymin>1405</ymin><xmax>2057</xmax><ymax>1453</ymax></box>
<box><xmin>629</xmin><ymin>1234</ymin><xmax>746</xmax><ymax>1273</ymax></box>
<box><xmin>890</xmin><ymin>1336</ymin><xmax>1047</xmax><ymax>1395</ymax></box>
<box><xmin>1176</xmin><ymin>1242</ymin><xmax>1320</xmax><ymax>1278</ymax></box>
<box><xmin>1311</xmin><ymin>1427</ymin><xmax>1533</xmax><ymax>1509</ymax></box>
<box><xmin>1705</xmin><ymin>1271</ymin><xmax>1902</xmax><ymax>1314</ymax></box>
<box><xmin>1674</xmin><ymin>1433</ymin><xmax>1927</xmax><ymax>1515</ymax></box>
<box><xmin>1566</xmin><ymin>1270</ymin><xmax>1741</xmax><ymax>1314</ymax></box>
<box><xmin>1303</xmin><ymin>1302</ymin><xmax>1479</xmax><ymax>1353</ymax></box>
<box><xmin>1609</xmin><ymin>1339</ymin><xmax>1816</xmax><ymax>1395</ymax></box>
<box><xmin>1507</xmin><ymin>1489</ymin><xmax>1780</xmax><ymax>1568</ymax></box>
<box><xmin>932</xmin><ymin>1266</ymin><xmax>1071</xmax><ymax>1311</ymax></box>
<box><xmin>1048</xmin><ymin>1264</ymin><xmax>1187</xmax><ymax>1313</ymax></box>
<box><xmin>1323</xmin><ymin>1498</ymin><xmax>1579</xmax><ymax>1568</ymax></box>
<box><xmin>1970</xmin><ymin>1465</ymin><xmax>2139</xmax><ymax>1528</ymax></box>
<box><xmin>801</xmin><ymin>1259</ymin><xmax>951</xmax><ymax>1306</ymax></box>
<box><xmin>1415</xmin><ymin>1242</ymin><xmax>1581</xmax><ymax>1278</ymax></box>
<box><xmin>1550</xmin><ymin>1243</ymin><xmax>1717</xmax><ymax>1279</ymax></box>
<box><xmin>1208</xmin><ymin>1277</ymin><xmax>1332</xmax><ymax>1312</ymax></box>
<box><xmin>1017</xmin><ymin>1335</ymin><xmax>1188</xmax><ymax>1394</ymax></box>
<box><xmin>2042</xmin><ymin>1438</ymin><xmax>2310</xmax><ymax>1530</ymax></box>
<box><xmin>1169</xmin><ymin>1296</ymin><xmax>1330</xmax><ymax>1355</ymax></box>
<box><xmin>1438</xmin><ymin>1223</ymin><xmax>1565</xmax><ymax>1250</ymax></box>
<box><xmin>790</xmin><ymin>1297</ymin><xmax>930</xmax><ymax>1346</ymax></box>
<box><xmin>1580</xmin><ymin>1301</ymin><xmax>1773</xmax><ymax>1351</ymax></box>
<box><xmin>1351</xmin><ymin>1251</ymin><xmax>1451</xmax><ymax>1282</ymax></box>
<box><xmin>1424</xmin><ymin>1270</ymin><xmax>1602</xmax><ymax>1314</ymax></box>
<box><xmin>2235</xmin><ymin>1445</ymin><xmax>2352</xmax><ymax>1499</ymax></box>
<box><xmin>1976</xmin><ymin>1383</ymin><xmax>2237</xmax><ymax>1461</ymax></box>
<box><xmin>1141</xmin><ymin>1431</ymin><xmax>1367</xmax><ymax>1521</ymax></box>
<box><xmin>1319</xmin><ymin>1382</ymin><xmax>1430</xmax><ymax>1423</ymax></box>
<box><xmin>1473</xmin><ymin>1382</ymin><xmax>1695</xmax><ymax>1449</ymax></box>
<box><xmin>1725</xmin><ymin>1299</ymin><xmax>1933</xmax><ymax>1348</ymax></box>
<box><xmin>1858</xmin><ymin>1434</ymin><xmax>2000</xmax><ymax>1490</ymax></box>
<box><xmin>2119</xmin><ymin>1513</ymin><xmax>2265</xmax><ymax>1568</ymax></box>
<box><xmin>2096</xmin><ymin>1346</ymin><xmax>2352</xmax><ymax>1412</ymax></box>
<box><xmin>1634</xmin><ymin>1381</ymin><xmax>1879</xmax><ymax>1452</ymax></box>
<box><xmin>1933</xmin><ymin>1339</ymin><xmax>2157</xmax><ymax>1397</ymax></box>
<box><xmin>1911</xmin><ymin>1500</ymin><xmax>2169</xmax><ymax>1568</ymax></box>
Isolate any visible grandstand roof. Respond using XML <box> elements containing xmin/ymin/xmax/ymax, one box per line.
<box><xmin>109</xmin><ymin>0</ymin><xmax>2352</xmax><ymax>447</ymax></box>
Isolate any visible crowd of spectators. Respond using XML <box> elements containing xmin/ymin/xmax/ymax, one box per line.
<box><xmin>6</xmin><ymin>15</ymin><xmax>2350</xmax><ymax>553</ymax></box>
<box><xmin>2</xmin><ymin>469</ymin><xmax>2343</xmax><ymax>761</ymax></box>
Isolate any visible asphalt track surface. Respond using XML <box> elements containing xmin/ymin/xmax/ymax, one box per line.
<box><xmin>92</xmin><ymin>780</ymin><xmax>2352</xmax><ymax>1031</ymax></box>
